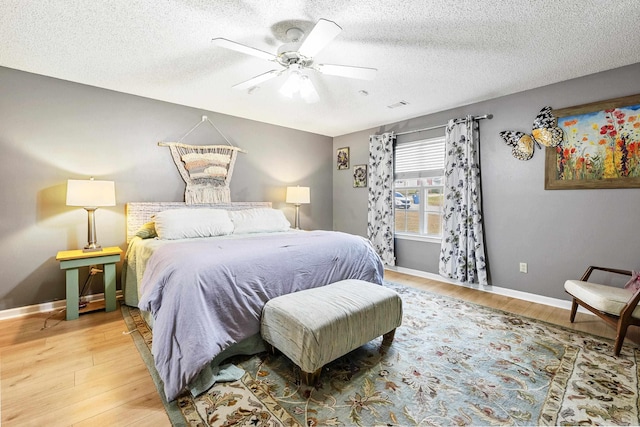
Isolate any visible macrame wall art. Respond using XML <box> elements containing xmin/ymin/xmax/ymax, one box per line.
<box><xmin>499</xmin><ymin>106</ymin><xmax>563</xmax><ymax>160</ymax></box>
<box><xmin>159</xmin><ymin>116</ymin><xmax>247</xmax><ymax>204</ymax></box>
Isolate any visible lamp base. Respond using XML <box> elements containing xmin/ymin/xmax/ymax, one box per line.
<box><xmin>83</xmin><ymin>208</ymin><xmax>103</xmax><ymax>252</ymax></box>
<box><xmin>294</xmin><ymin>204</ymin><xmax>301</xmax><ymax>230</ymax></box>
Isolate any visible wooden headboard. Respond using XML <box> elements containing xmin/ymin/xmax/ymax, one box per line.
<box><xmin>125</xmin><ymin>201</ymin><xmax>272</xmax><ymax>242</ymax></box>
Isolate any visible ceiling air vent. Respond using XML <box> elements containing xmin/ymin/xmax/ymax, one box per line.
<box><xmin>387</xmin><ymin>100</ymin><xmax>409</xmax><ymax>109</ymax></box>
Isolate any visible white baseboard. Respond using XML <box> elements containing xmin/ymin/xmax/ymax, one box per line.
<box><xmin>1</xmin><ymin>270</ymin><xmax>586</xmax><ymax>321</ymax></box>
<box><xmin>0</xmin><ymin>290</ymin><xmax>124</xmax><ymax>321</ymax></box>
<box><xmin>387</xmin><ymin>266</ymin><xmax>591</xmax><ymax>315</ymax></box>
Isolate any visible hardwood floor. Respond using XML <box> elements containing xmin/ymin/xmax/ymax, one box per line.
<box><xmin>0</xmin><ymin>304</ymin><xmax>170</xmax><ymax>426</ymax></box>
<box><xmin>1</xmin><ymin>270</ymin><xmax>637</xmax><ymax>426</ymax></box>
<box><xmin>384</xmin><ymin>270</ymin><xmax>640</xmax><ymax>345</ymax></box>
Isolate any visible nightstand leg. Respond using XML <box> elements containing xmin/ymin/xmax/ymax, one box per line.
<box><xmin>104</xmin><ymin>263</ymin><xmax>117</xmax><ymax>312</ymax></box>
<box><xmin>66</xmin><ymin>268</ymin><xmax>79</xmax><ymax>320</ymax></box>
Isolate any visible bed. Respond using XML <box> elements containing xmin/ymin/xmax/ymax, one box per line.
<box><xmin>122</xmin><ymin>202</ymin><xmax>384</xmax><ymax>401</ymax></box>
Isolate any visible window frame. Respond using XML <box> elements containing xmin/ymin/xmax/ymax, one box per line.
<box><xmin>393</xmin><ymin>135</ymin><xmax>445</xmax><ymax>242</ymax></box>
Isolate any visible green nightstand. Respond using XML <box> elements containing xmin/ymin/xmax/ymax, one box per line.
<box><xmin>56</xmin><ymin>247</ymin><xmax>123</xmax><ymax>320</ymax></box>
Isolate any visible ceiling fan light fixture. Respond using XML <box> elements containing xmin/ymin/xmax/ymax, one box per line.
<box><xmin>278</xmin><ymin>68</ymin><xmax>319</xmax><ymax>103</ymax></box>
<box><xmin>279</xmin><ymin>69</ymin><xmax>302</xmax><ymax>98</ymax></box>
<box><xmin>299</xmin><ymin>75</ymin><xmax>319</xmax><ymax>103</ymax></box>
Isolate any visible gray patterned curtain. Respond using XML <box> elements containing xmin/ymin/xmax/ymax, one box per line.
<box><xmin>439</xmin><ymin>117</ymin><xmax>488</xmax><ymax>285</ymax></box>
<box><xmin>368</xmin><ymin>132</ymin><xmax>396</xmax><ymax>266</ymax></box>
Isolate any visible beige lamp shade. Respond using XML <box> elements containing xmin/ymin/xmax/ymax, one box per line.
<box><xmin>286</xmin><ymin>186</ymin><xmax>310</xmax><ymax>230</ymax></box>
<box><xmin>66</xmin><ymin>179</ymin><xmax>116</xmax><ymax>207</ymax></box>
<box><xmin>66</xmin><ymin>178</ymin><xmax>116</xmax><ymax>252</ymax></box>
<box><xmin>285</xmin><ymin>186</ymin><xmax>310</xmax><ymax>204</ymax></box>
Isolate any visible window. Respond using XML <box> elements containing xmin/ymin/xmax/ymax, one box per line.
<box><xmin>394</xmin><ymin>136</ymin><xmax>445</xmax><ymax>240</ymax></box>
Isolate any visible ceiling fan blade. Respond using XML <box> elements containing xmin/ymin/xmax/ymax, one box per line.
<box><xmin>212</xmin><ymin>38</ymin><xmax>275</xmax><ymax>61</ymax></box>
<box><xmin>316</xmin><ymin>64</ymin><xmax>377</xmax><ymax>81</ymax></box>
<box><xmin>232</xmin><ymin>69</ymin><xmax>281</xmax><ymax>90</ymax></box>
<box><xmin>298</xmin><ymin>19</ymin><xmax>342</xmax><ymax>58</ymax></box>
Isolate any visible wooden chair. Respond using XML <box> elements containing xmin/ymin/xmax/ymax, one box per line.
<box><xmin>564</xmin><ymin>266</ymin><xmax>640</xmax><ymax>356</ymax></box>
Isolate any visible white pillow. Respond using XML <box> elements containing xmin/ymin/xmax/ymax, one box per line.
<box><xmin>229</xmin><ymin>208</ymin><xmax>291</xmax><ymax>234</ymax></box>
<box><xmin>153</xmin><ymin>208</ymin><xmax>234</xmax><ymax>240</ymax></box>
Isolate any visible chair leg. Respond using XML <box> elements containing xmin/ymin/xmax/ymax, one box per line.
<box><xmin>614</xmin><ymin>322</ymin><xmax>630</xmax><ymax>357</ymax></box>
<box><xmin>569</xmin><ymin>299</ymin><xmax>578</xmax><ymax>323</ymax></box>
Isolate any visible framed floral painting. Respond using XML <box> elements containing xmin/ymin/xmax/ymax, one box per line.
<box><xmin>353</xmin><ymin>164</ymin><xmax>367</xmax><ymax>187</ymax></box>
<box><xmin>337</xmin><ymin>147</ymin><xmax>349</xmax><ymax>170</ymax></box>
<box><xmin>545</xmin><ymin>94</ymin><xmax>640</xmax><ymax>189</ymax></box>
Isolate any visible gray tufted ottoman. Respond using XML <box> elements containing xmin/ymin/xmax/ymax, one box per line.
<box><xmin>260</xmin><ymin>279</ymin><xmax>403</xmax><ymax>384</ymax></box>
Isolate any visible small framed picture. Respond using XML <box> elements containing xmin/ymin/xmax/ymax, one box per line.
<box><xmin>337</xmin><ymin>147</ymin><xmax>350</xmax><ymax>170</ymax></box>
<box><xmin>353</xmin><ymin>164</ymin><xmax>367</xmax><ymax>187</ymax></box>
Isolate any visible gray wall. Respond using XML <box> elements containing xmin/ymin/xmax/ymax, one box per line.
<box><xmin>0</xmin><ymin>66</ymin><xmax>332</xmax><ymax>310</ymax></box>
<box><xmin>3</xmin><ymin>62</ymin><xmax>639</xmax><ymax>311</ymax></box>
<box><xmin>334</xmin><ymin>63</ymin><xmax>640</xmax><ymax>301</ymax></box>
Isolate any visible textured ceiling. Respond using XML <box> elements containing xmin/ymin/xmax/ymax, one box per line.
<box><xmin>2</xmin><ymin>0</ymin><xmax>640</xmax><ymax>137</ymax></box>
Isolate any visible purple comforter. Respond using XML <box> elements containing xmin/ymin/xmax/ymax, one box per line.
<box><xmin>138</xmin><ymin>230</ymin><xmax>383</xmax><ymax>400</ymax></box>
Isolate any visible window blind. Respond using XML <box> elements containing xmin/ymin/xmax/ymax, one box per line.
<box><xmin>395</xmin><ymin>136</ymin><xmax>445</xmax><ymax>179</ymax></box>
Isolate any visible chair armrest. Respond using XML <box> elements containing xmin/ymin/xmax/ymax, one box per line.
<box><xmin>579</xmin><ymin>266</ymin><xmax>638</xmax><ymax>322</ymax></box>
<box><xmin>580</xmin><ymin>265</ymin><xmax>632</xmax><ymax>281</ymax></box>
<box><xmin>621</xmin><ymin>286</ymin><xmax>640</xmax><ymax>322</ymax></box>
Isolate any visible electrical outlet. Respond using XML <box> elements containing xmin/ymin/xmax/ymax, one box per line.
<box><xmin>519</xmin><ymin>262</ymin><xmax>528</xmax><ymax>273</ymax></box>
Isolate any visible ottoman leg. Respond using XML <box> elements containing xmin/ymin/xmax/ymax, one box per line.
<box><xmin>302</xmin><ymin>367</ymin><xmax>322</xmax><ymax>386</ymax></box>
<box><xmin>382</xmin><ymin>328</ymin><xmax>396</xmax><ymax>347</ymax></box>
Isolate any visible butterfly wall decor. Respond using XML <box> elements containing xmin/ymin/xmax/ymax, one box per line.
<box><xmin>499</xmin><ymin>106</ymin><xmax>564</xmax><ymax>160</ymax></box>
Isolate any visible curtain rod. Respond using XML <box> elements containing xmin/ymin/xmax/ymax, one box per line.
<box><xmin>394</xmin><ymin>114</ymin><xmax>493</xmax><ymax>137</ymax></box>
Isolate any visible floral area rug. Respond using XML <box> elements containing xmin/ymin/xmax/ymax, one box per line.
<box><xmin>122</xmin><ymin>281</ymin><xmax>640</xmax><ymax>426</ymax></box>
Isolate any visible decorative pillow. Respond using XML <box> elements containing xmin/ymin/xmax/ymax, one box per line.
<box><xmin>135</xmin><ymin>221</ymin><xmax>157</xmax><ymax>239</ymax></box>
<box><xmin>229</xmin><ymin>208</ymin><xmax>291</xmax><ymax>234</ymax></box>
<box><xmin>181</xmin><ymin>152</ymin><xmax>231</xmax><ymax>180</ymax></box>
<box><xmin>624</xmin><ymin>271</ymin><xmax>640</xmax><ymax>292</ymax></box>
<box><xmin>153</xmin><ymin>208</ymin><xmax>234</xmax><ymax>240</ymax></box>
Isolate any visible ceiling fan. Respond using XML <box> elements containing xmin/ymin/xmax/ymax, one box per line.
<box><xmin>212</xmin><ymin>19</ymin><xmax>377</xmax><ymax>103</ymax></box>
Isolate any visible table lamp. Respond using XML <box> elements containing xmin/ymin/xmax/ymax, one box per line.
<box><xmin>66</xmin><ymin>178</ymin><xmax>116</xmax><ymax>252</ymax></box>
<box><xmin>285</xmin><ymin>186</ymin><xmax>310</xmax><ymax>229</ymax></box>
